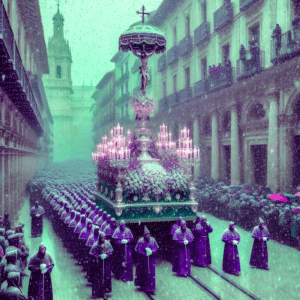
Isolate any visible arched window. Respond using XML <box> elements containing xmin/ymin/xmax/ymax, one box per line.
<box><xmin>56</xmin><ymin>66</ymin><xmax>62</xmax><ymax>78</ymax></box>
<box><xmin>248</xmin><ymin>103</ymin><xmax>265</xmax><ymax>121</ymax></box>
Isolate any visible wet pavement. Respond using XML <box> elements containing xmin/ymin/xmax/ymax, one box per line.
<box><xmin>15</xmin><ymin>199</ymin><xmax>300</xmax><ymax>300</ymax></box>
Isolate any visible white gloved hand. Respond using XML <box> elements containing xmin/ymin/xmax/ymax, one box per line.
<box><xmin>101</xmin><ymin>253</ymin><xmax>107</xmax><ymax>260</ymax></box>
<box><xmin>36</xmin><ymin>214</ymin><xmax>40</xmax><ymax>218</ymax></box>
<box><xmin>232</xmin><ymin>240</ymin><xmax>238</xmax><ymax>245</ymax></box>
<box><xmin>263</xmin><ymin>237</ymin><xmax>267</xmax><ymax>242</ymax></box>
<box><xmin>184</xmin><ymin>240</ymin><xmax>188</xmax><ymax>245</ymax></box>
<box><xmin>40</xmin><ymin>264</ymin><xmax>47</xmax><ymax>274</ymax></box>
<box><xmin>206</xmin><ymin>222</ymin><xmax>210</xmax><ymax>226</ymax></box>
<box><xmin>146</xmin><ymin>248</ymin><xmax>152</xmax><ymax>256</ymax></box>
<box><xmin>121</xmin><ymin>239</ymin><xmax>128</xmax><ymax>244</ymax></box>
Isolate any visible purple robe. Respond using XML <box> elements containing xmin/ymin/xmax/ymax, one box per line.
<box><xmin>249</xmin><ymin>225</ymin><xmax>269</xmax><ymax>269</ymax></box>
<box><xmin>170</xmin><ymin>223</ymin><xmax>181</xmax><ymax>265</ymax></box>
<box><xmin>112</xmin><ymin>226</ymin><xmax>134</xmax><ymax>281</ymax></box>
<box><xmin>86</xmin><ymin>227</ymin><xmax>100</xmax><ymax>282</ymax></box>
<box><xmin>30</xmin><ymin>205</ymin><xmax>45</xmax><ymax>236</ymax></box>
<box><xmin>222</xmin><ymin>228</ymin><xmax>241</xmax><ymax>274</ymax></box>
<box><xmin>134</xmin><ymin>237</ymin><xmax>159</xmax><ymax>292</ymax></box>
<box><xmin>96</xmin><ymin>212</ymin><xmax>107</xmax><ymax>227</ymax></box>
<box><xmin>89</xmin><ymin>241</ymin><xmax>113</xmax><ymax>298</ymax></box>
<box><xmin>89</xmin><ymin>207</ymin><xmax>99</xmax><ymax>221</ymax></box>
<box><xmin>194</xmin><ymin>221</ymin><xmax>213</xmax><ymax>267</ymax></box>
<box><xmin>100</xmin><ymin>217</ymin><xmax>111</xmax><ymax>232</ymax></box>
<box><xmin>173</xmin><ymin>228</ymin><xmax>194</xmax><ymax>276</ymax></box>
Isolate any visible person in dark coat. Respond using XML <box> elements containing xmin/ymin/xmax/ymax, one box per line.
<box><xmin>249</xmin><ymin>218</ymin><xmax>270</xmax><ymax>270</ymax></box>
<box><xmin>112</xmin><ymin>220</ymin><xmax>134</xmax><ymax>282</ymax></box>
<box><xmin>2</xmin><ymin>214</ymin><xmax>11</xmax><ymax>231</ymax></box>
<box><xmin>170</xmin><ymin>217</ymin><xmax>182</xmax><ymax>266</ymax></box>
<box><xmin>89</xmin><ymin>232</ymin><xmax>113</xmax><ymax>300</ymax></box>
<box><xmin>194</xmin><ymin>215</ymin><xmax>213</xmax><ymax>267</ymax></box>
<box><xmin>0</xmin><ymin>272</ymin><xmax>27</xmax><ymax>300</ymax></box>
<box><xmin>222</xmin><ymin>221</ymin><xmax>241</xmax><ymax>276</ymax></box>
<box><xmin>78</xmin><ymin>219</ymin><xmax>93</xmax><ymax>269</ymax></box>
<box><xmin>266</xmin><ymin>204</ymin><xmax>280</xmax><ymax>240</ymax></box>
<box><xmin>134</xmin><ymin>226</ymin><xmax>159</xmax><ymax>295</ymax></box>
<box><xmin>272</xmin><ymin>24</ymin><xmax>282</xmax><ymax>56</ymax></box>
<box><xmin>172</xmin><ymin>220</ymin><xmax>194</xmax><ymax>277</ymax></box>
<box><xmin>86</xmin><ymin>226</ymin><xmax>100</xmax><ymax>283</ymax></box>
<box><xmin>28</xmin><ymin>243</ymin><xmax>54</xmax><ymax>300</ymax></box>
<box><xmin>30</xmin><ymin>201</ymin><xmax>45</xmax><ymax>237</ymax></box>
<box><xmin>239</xmin><ymin>44</ymin><xmax>247</xmax><ymax>63</ymax></box>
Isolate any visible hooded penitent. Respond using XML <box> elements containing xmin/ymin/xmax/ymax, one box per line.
<box><xmin>100</xmin><ymin>215</ymin><xmax>111</xmax><ymax>231</ymax></box>
<box><xmin>103</xmin><ymin>218</ymin><xmax>117</xmax><ymax>237</ymax></box>
<box><xmin>171</xmin><ymin>217</ymin><xmax>182</xmax><ymax>235</ymax></box>
<box><xmin>69</xmin><ymin>212</ymin><xmax>80</xmax><ymax>228</ymax></box>
<box><xmin>93</xmin><ymin>209</ymin><xmax>103</xmax><ymax>224</ymax></box>
<box><xmin>79</xmin><ymin>219</ymin><xmax>93</xmax><ymax>240</ymax></box>
<box><xmin>173</xmin><ymin>220</ymin><xmax>194</xmax><ymax>242</ymax></box>
<box><xmin>86</xmin><ymin>227</ymin><xmax>100</xmax><ymax>247</ymax></box>
<box><xmin>65</xmin><ymin>210</ymin><xmax>75</xmax><ymax>225</ymax></box>
<box><xmin>96</xmin><ymin>211</ymin><xmax>107</xmax><ymax>226</ymax></box>
<box><xmin>74</xmin><ymin>215</ymin><xmax>87</xmax><ymax>234</ymax></box>
<box><xmin>1</xmin><ymin>271</ymin><xmax>26</xmax><ymax>300</ymax></box>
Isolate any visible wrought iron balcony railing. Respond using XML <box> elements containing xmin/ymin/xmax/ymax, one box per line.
<box><xmin>117</xmin><ymin>92</ymin><xmax>130</xmax><ymax>105</ymax></box>
<box><xmin>271</xmin><ymin>29</ymin><xmax>300</xmax><ymax>64</ymax></box>
<box><xmin>0</xmin><ymin>3</ymin><xmax>43</xmax><ymax>135</ymax></box>
<box><xmin>213</xmin><ymin>2</ymin><xmax>233</xmax><ymax>32</ymax></box>
<box><xmin>157</xmin><ymin>54</ymin><xmax>167</xmax><ymax>72</ymax></box>
<box><xmin>178</xmin><ymin>87</ymin><xmax>193</xmax><ymax>103</ymax></box>
<box><xmin>194</xmin><ymin>22</ymin><xmax>210</xmax><ymax>45</ymax></box>
<box><xmin>115</xmin><ymin>71</ymin><xmax>129</xmax><ymax>87</ymax></box>
<box><xmin>178</xmin><ymin>36</ymin><xmax>193</xmax><ymax>57</ymax></box>
<box><xmin>239</xmin><ymin>0</ymin><xmax>260</xmax><ymax>11</ymax></box>
<box><xmin>167</xmin><ymin>45</ymin><xmax>179</xmax><ymax>65</ymax></box>
<box><xmin>236</xmin><ymin>50</ymin><xmax>265</xmax><ymax>81</ymax></box>
<box><xmin>194</xmin><ymin>78</ymin><xmax>208</xmax><ymax>98</ymax></box>
<box><xmin>159</xmin><ymin>97</ymin><xmax>168</xmax><ymax>111</ymax></box>
<box><xmin>167</xmin><ymin>92</ymin><xmax>179</xmax><ymax>107</ymax></box>
<box><xmin>207</xmin><ymin>65</ymin><xmax>233</xmax><ymax>93</ymax></box>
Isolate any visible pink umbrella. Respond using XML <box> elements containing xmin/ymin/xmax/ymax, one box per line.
<box><xmin>294</xmin><ymin>192</ymin><xmax>300</xmax><ymax>197</ymax></box>
<box><xmin>267</xmin><ymin>194</ymin><xmax>289</xmax><ymax>203</ymax></box>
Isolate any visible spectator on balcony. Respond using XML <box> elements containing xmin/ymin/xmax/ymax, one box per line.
<box><xmin>249</xmin><ymin>38</ymin><xmax>260</xmax><ymax>69</ymax></box>
<box><xmin>225</xmin><ymin>58</ymin><xmax>231</xmax><ymax>68</ymax></box>
<box><xmin>272</xmin><ymin>24</ymin><xmax>282</xmax><ymax>56</ymax></box>
<box><xmin>239</xmin><ymin>44</ymin><xmax>247</xmax><ymax>63</ymax></box>
<box><xmin>212</xmin><ymin>65</ymin><xmax>217</xmax><ymax>73</ymax></box>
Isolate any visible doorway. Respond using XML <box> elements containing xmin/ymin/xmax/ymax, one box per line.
<box><xmin>251</xmin><ymin>145</ymin><xmax>267</xmax><ymax>186</ymax></box>
<box><xmin>293</xmin><ymin>136</ymin><xmax>300</xmax><ymax>187</ymax></box>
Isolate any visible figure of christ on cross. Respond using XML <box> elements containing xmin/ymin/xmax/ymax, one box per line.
<box><xmin>129</xmin><ymin>43</ymin><xmax>158</xmax><ymax>95</ymax></box>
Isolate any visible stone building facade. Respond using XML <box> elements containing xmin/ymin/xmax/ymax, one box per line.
<box><xmin>0</xmin><ymin>0</ymin><xmax>53</xmax><ymax>219</ymax></box>
<box><xmin>43</xmin><ymin>7</ymin><xmax>94</xmax><ymax>162</ymax></box>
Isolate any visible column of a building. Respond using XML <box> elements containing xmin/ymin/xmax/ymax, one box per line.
<box><xmin>4</xmin><ymin>143</ymin><xmax>9</xmax><ymax>215</ymax></box>
<box><xmin>193</xmin><ymin>117</ymin><xmax>200</xmax><ymax>178</ymax></box>
<box><xmin>211</xmin><ymin>111</ymin><xmax>220</xmax><ymax>181</ymax></box>
<box><xmin>267</xmin><ymin>90</ymin><xmax>279</xmax><ymax>193</ymax></box>
<box><xmin>230</xmin><ymin>104</ymin><xmax>241</xmax><ymax>185</ymax></box>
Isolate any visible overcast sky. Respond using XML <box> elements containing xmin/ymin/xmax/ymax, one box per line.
<box><xmin>39</xmin><ymin>0</ymin><xmax>163</xmax><ymax>86</ymax></box>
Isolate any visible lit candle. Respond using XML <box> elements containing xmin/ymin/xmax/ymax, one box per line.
<box><xmin>127</xmin><ymin>130</ymin><xmax>131</xmax><ymax>140</ymax></box>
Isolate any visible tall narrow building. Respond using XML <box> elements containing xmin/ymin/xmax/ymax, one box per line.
<box><xmin>43</xmin><ymin>6</ymin><xmax>94</xmax><ymax>162</ymax></box>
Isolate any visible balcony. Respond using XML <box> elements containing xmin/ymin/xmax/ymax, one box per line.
<box><xmin>194</xmin><ymin>78</ymin><xmax>208</xmax><ymax>98</ymax></box>
<box><xmin>167</xmin><ymin>92</ymin><xmax>179</xmax><ymax>107</ymax></box>
<box><xmin>167</xmin><ymin>45</ymin><xmax>179</xmax><ymax>65</ymax></box>
<box><xmin>118</xmin><ymin>92</ymin><xmax>130</xmax><ymax>105</ymax></box>
<box><xmin>178</xmin><ymin>36</ymin><xmax>193</xmax><ymax>57</ymax></box>
<box><xmin>237</xmin><ymin>50</ymin><xmax>265</xmax><ymax>81</ymax></box>
<box><xmin>213</xmin><ymin>2</ymin><xmax>233</xmax><ymax>32</ymax></box>
<box><xmin>131</xmin><ymin>58</ymin><xmax>140</xmax><ymax>74</ymax></box>
<box><xmin>178</xmin><ymin>87</ymin><xmax>193</xmax><ymax>103</ymax></box>
<box><xmin>194</xmin><ymin>22</ymin><xmax>210</xmax><ymax>46</ymax></box>
<box><xmin>100</xmin><ymin>114</ymin><xmax>115</xmax><ymax>125</ymax></box>
<box><xmin>207</xmin><ymin>65</ymin><xmax>233</xmax><ymax>93</ymax></box>
<box><xmin>271</xmin><ymin>29</ymin><xmax>300</xmax><ymax>65</ymax></box>
<box><xmin>159</xmin><ymin>97</ymin><xmax>168</xmax><ymax>111</ymax></box>
<box><xmin>100</xmin><ymin>90</ymin><xmax>115</xmax><ymax>107</ymax></box>
<box><xmin>0</xmin><ymin>3</ymin><xmax>43</xmax><ymax>135</ymax></box>
<box><xmin>115</xmin><ymin>71</ymin><xmax>129</xmax><ymax>87</ymax></box>
<box><xmin>157</xmin><ymin>54</ymin><xmax>167</xmax><ymax>72</ymax></box>
<box><xmin>239</xmin><ymin>0</ymin><xmax>260</xmax><ymax>11</ymax></box>
<box><xmin>118</xmin><ymin>114</ymin><xmax>130</xmax><ymax>124</ymax></box>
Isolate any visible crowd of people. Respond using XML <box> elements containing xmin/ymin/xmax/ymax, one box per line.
<box><xmin>0</xmin><ymin>213</ymin><xmax>55</xmax><ymax>300</ymax></box>
<box><xmin>195</xmin><ymin>177</ymin><xmax>300</xmax><ymax>250</ymax></box>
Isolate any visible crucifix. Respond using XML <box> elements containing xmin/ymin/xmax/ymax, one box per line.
<box><xmin>136</xmin><ymin>5</ymin><xmax>150</xmax><ymax>24</ymax></box>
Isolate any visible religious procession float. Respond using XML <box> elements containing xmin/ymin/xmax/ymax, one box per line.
<box><xmin>92</xmin><ymin>9</ymin><xmax>199</xmax><ymax>224</ymax></box>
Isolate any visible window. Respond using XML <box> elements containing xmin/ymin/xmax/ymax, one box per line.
<box><xmin>163</xmin><ymin>81</ymin><xmax>167</xmax><ymax>97</ymax></box>
<box><xmin>185</xmin><ymin>15</ymin><xmax>190</xmax><ymax>37</ymax></box>
<box><xmin>56</xmin><ymin>66</ymin><xmax>62</xmax><ymax>78</ymax></box>
<box><xmin>173</xmin><ymin>26</ymin><xmax>177</xmax><ymax>46</ymax></box>
<box><xmin>201</xmin><ymin>57</ymin><xmax>207</xmax><ymax>79</ymax></box>
<box><xmin>249</xmin><ymin>24</ymin><xmax>260</xmax><ymax>46</ymax></box>
<box><xmin>201</xmin><ymin>1</ymin><xmax>207</xmax><ymax>23</ymax></box>
<box><xmin>173</xmin><ymin>74</ymin><xmax>177</xmax><ymax>93</ymax></box>
<box><xmin>185</xmin><ymin>67</ymin><xmax>190</xmax><ymax>88</ymax></box>
<box><xmin>222</xmin><ymin>44</ymin><xmax>230</xmax><ymax>65</ymax></box>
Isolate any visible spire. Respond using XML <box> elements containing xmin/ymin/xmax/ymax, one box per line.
<box><xmin>53</xmin><ymin>2</ymin><xmax>64</xmax><ymax>39</ymax></box>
